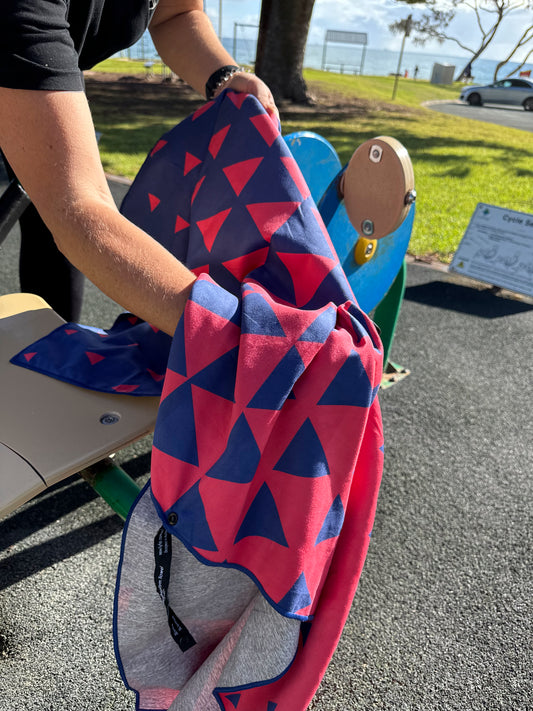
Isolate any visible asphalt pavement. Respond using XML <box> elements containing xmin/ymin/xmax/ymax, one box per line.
<box><xmin>425</xmin><ymin>99</ymin><xmax>533</xmax><ymax>132</ymax></box>
<box><xmin>0</xmin><ymin>174</ymin><xmax>532</xmax><ymax>710</ymax></box>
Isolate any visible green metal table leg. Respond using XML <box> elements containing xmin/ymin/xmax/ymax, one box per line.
<box><xmin>80</xmin><ymin>457</ymin><xmax>141</xmax><ymax>520</ymax></box>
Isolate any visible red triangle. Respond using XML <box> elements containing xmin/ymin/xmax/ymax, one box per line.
<box><xmin>24</xmin><ymin>352</ymin><xmax>37</xmax><ymax>362</ymax></box>
<box><xmin>112</xmin><ymin>383</ymin><xmax>140</xmax><ymax>393</ymax></box>
<box><xmin>208</xmin><ymin>125</ymin><xmax>231</xmax><ymax>159</ymax></box>
<box><xmin>277</xmin><ymin>252</ymin><xmax>338</xmax><ymax>307</ymax></box>
<box><xmin>64</xmin><ymin>329</ymin><xmax>77</xmax><ymax>335</ymax></box>
<box><xmin>192</xmin><ymin>100</ymin><xmax>214</xmax><ymax>121</ymax></box>
<box><xmin>228</xmin><ymin>91</ymin><xmax>248</xmax><ymax>109</ymax></box>
<box><xmin>147</xmin><ymin>368</ymin><xmax>165</xmax><ymax>382</ymax></box>
<box><xmin>222</xmin><ymin>247</ymin><xmax>269</xmax><ymax>282</ymax></box>
<box><xmin>159</xmin><ymin>368</ymin><xmax>188</xmax><ymax>402</ymax></box>
<box><xmin>85</xmin><ymin>351</ymin><xmax>105</xmax><ymax>365</ymax></box>
<box><xmin>191</xmin><ymin>175</ymin><xmax>206</xmax><ymax>204</ymax></box>
<box><xmin>197</xmin><ymin>208</ymin><xmax>232</xmax><ymax>252</ymax></box>
<box><xmin>223</xmin><ymin>157</ymin><xmax>263</xmax><ymax>196</ymax></box>
<box><xmin>191</xmin><ymin>264</ymin><xmax>209</xmax><ymax>277</ymax></box>
<box><xmin>250</xmin><ymin>113</ymin><xmax>279</xmax><ymax>147</ymax></box>
<box><xmin>150</xmin><ymin>139</ymin><xmax>168</xmax><ymax>157</ymax></box>
<box><xmin>127</xmin><ymin>315</ymin><xmax>139</xmax><ymax>325</ymax></box>
<box><xmin>174</xmin><ymin>214</ymin><xmax>190</xmax><ymax>233</ymax></box>
<box><xmin>281</xmin><ymin>156</ymin><xmax>311</xmax><ymax>199</ymax></box>
<box><xmin>184</xmin><ymin>152</ymin><xmax>202</xmax><ymax>175</ymax></box>
<box><xmin>185</xmin><ymin>300</ymin><xmax>241</xmax><ymax>378</ymax></box>
<box><xmin>246</xmin><ymin>201</ymin><xmax>300</xmax><ymax>242</ymax></box>
<box><xmin>148</xmin><ymin>193</ymin><xmax>160</xmax><ymax>212</ymax></box>
<box><xmin>295</xmin><ymin>340</ymin><xmax>323</xmax><ymax>368</ymax></box>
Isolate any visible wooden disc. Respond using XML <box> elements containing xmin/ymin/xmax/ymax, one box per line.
<box><xmin>341</xmin><ymin>136</ymin><xmax>415</xmax><ymax>240</ymax></box>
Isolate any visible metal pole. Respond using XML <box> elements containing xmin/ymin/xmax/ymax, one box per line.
<box><xmin>218</xmin><ymin>0</ymin><xmax>222</xmax><ymax>39</ymax></box>
<box><xmin>233</xmin><ymin>22</ymin><xmax>237</xmax><ymax>59</ymax></box>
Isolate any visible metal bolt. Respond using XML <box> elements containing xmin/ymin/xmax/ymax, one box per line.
<box><xmin>369</xmin><ymin>144</ymin><xmax>383</xmax><ymax>163</ymax></box>
<box><xmin>99</xmin><ymin>412</ymin><xmax>121</xmax><ymax>425</ymax></box>
<box><xmin>365</xmin><ymin>241</ymin><xmax>375</xmax><ymax>257</ymax></box>
<box><xmin>404</xmin><ymin>189</ymin><xmax>417</xmax><ymax>205</ymax></box>
<box><xmin>167</xmin><ymin>512</ymin><xmax>178</xmax><ymax>526</ymax></box>
<box><xmin>361</xmin><ymin>219</ymin><xmax>374</xmax><ymax>236</ymax></box>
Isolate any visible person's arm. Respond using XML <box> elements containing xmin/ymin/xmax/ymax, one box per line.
<box><xmin>149</xmin><ymin>0</ymin><xmax>278</xmax><ymax>116</ymax></box>
<box><xmin>0</xmin><ymin>87</ymin><xmax>196</xmax><ymax>335</ymax></box>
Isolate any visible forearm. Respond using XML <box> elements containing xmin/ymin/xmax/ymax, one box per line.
<box><xmin>52</xmin><ymin>198</ymin><xmax>195</xmax><ymax>335</ymax></box>
<box><xmin>150</xmin><ymin>8</ymin><xmax>235</xmax><ymax>97</ymax></box>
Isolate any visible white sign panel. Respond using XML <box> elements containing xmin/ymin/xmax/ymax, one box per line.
<box><xmin>450</xmin><ymin>203</ymin><xmax>533</xmax><ymax>297</ymax></box>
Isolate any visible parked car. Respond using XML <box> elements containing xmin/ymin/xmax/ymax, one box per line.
<box><xmin>459</xmin><ymin>78</ymin><xmax>533</xmax><ymax>110</ymax></box>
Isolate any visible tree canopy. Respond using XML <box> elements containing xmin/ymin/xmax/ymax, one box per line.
<box><xmin>391</xmin><ymin>0</ymin><xmax>533</xmax><ymax>81</ymax></box>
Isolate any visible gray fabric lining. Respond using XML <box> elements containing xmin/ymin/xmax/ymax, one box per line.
<box><xmin>116</xmin><ymin>486</ymin><xmax>300</xmax><ymax>710</ymax></box>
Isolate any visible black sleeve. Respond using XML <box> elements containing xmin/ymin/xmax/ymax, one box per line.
<box><xmin>0</xmin><ymin>0</ymin><xmax>84</xmax><ymax>91</ymax></box>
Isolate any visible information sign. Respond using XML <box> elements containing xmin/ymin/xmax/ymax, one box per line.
<box><xmin>450</xmin><ymin>203</ymin><xmax>533</xmax><ymax>297</ymax></box>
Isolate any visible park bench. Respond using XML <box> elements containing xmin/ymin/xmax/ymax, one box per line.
<box><xmin>0</xmin><ymin>130</ymin><xmax>415</xmax><ymax>522</ymax></box>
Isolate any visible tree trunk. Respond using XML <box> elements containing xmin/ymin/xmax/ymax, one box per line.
<box><xmin>255</xmin><ymin>0</ymin><xmax>316</xmax><ymax>103</ymax></box>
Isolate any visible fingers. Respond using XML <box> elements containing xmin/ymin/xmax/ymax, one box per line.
<box><xmin>223</xmin><ymin>73</ymin><xmax>279</xmax><ymax>120</ymax></box>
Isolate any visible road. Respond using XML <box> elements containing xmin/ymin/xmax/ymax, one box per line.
<box><xmin>425</xmin><ymin>99</ymin><xmax>533</xmax><ymax>132</ymax></box>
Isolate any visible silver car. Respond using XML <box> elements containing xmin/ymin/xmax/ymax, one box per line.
<box><xmin>459</xmin><ymin>78</ymin><xmax>533</xmax><ymax>110</ymax></box>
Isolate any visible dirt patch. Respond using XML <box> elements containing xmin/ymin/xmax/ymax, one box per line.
<box><xmin>84</xmin><ymin>71</ymin><xmax>417</xmax><ymax>122</ymax></box>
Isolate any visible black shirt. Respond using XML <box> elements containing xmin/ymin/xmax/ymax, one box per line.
<box><xmin>0</xmin><ymin>0</ymin><xmax>158</xmax><ymax>91</ymax></box>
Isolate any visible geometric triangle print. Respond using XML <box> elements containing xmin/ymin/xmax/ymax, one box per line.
<box><xmin>315</xmin><ymin>494</ymin><xmax>345</xmax><ymax>544</ymax></box>
<box><xmin>250</xmin><ymin>113</ymin><xmax>280</xmax><ymax>147</ymax></box>
<box><xmin>318</xmin><ymin>350</ymin><xmax>378</xmax><ymax>408</ymax></box>
<box><xmin>206</xmin><ymin>414</ymin><xmax>260</xmax><ymax>484</ymax></box>
<box><xmin>174</xmin><ymin>215</ymin><xmax>189</xmax><ymax>233</ymax></box>
<box><xmin>174</xmin><ymin>480</ymin><xmax>218</xmax><ymax>551</ymax></box>
<box><xmin>228</xmin><ymin>90</ymin><xmax>248</xmax><ymax>109</ymax></box>
<box><xmin>189</xmin><ymin>346</ymin><xmax>238</xmax><ymax>402</ymax></box>
<box><xmin>148</xmin><ymin>193</ymin><xmax>160</xmax><ymax>212</ymax></box>
<box><xmin>267</xmin><ymin>703</ymin><xmax>278</xmax><ymax>711</ymax></box>
<box><xmin>241</xmin><ymin>292</ymin><xmax>286</xmax><ymax>337</ymax></box>
<box><xmin>222</xmin><ymin>246</ymin><xmax>269</xmax><ymax>282</ymax></box>
<box><xmin>184</xmin><ymin>151</ymin><xmax>202</xmax><ymax>175</ymax></box>
<box><xmin>225</xmin><ymin>693</ymin><xmax>241</xmax><ymax>709</ymax></box>
<box><xmin>197</xmin><ymin>208</ymin><xmax>232</xmax><ymax>252</ymax></box>
<box><xmin>277</xmin><ymin>572</ymin><xmax>312</xmax><ymax>615</ymax></box>
<box><xmin>209</xmin><ymin>124</ymin><xmax>231</xmax><ymax>159</ymax></box>
<box><xmin>246</xmin><ymin>202</ymin><xmax>300</xmax><ymax>243</ymax></box>
<box><xmin>150</xmin><ymin>139</ymin><xmax>167</xmax><ymax>156</ymax></box>
<box><xmin>223</xmin><ymin>157</ymin><xmax>263</xmax><ymax>196</ymax></box>
<box><xmin>234</xmin><ymin>482</ymin><xmax>288</xmax><ymax>547</ymax></box>
<box><xmin>153</xmin><ymin>382</ymin><xmax>199</xmax><ymax>466</ymax></box>
<box><xmin>277</xmin><ymin>252</ymin><xmax>337</xmax><ymax>307</ymax></box>
<box><xmin>298</xmin><ymin>305</ymin><xmax>336</xmax><ymax>343</ymax></box>
<box><xmin>247</xmin><ymin>345</ymin><xmax>305</xmax><ymax>411</ymax></box>
<box><xmin>167</xmin><ymin>315</ymin><xmax>187</xmax><ymax>376</ymax></box>
<box><xmin>85</xmin><ymin>351</ymin><xmax>105</xmax><ymax>365</ymax></box>
<box><xmin>274</xmin><ymin>418</ymin><xmax>329</xmax><ymax>478</ymax></box>
<box><xmin>280</xmin><ymin>156</ymin><xmax>311</xmax><ymax>200</ymax></box>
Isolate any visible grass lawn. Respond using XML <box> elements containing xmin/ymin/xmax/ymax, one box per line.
<box><xmin>88</xmin><ymin>60</ymin><xmax>533</xmax><ymax>260</ymax></box>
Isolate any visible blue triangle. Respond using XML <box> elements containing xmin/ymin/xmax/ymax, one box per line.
<box><xmin>153</xmin><ymin>382</ymin><xmax>198</xmax><ymax>465</ymax></box>
<box><xmin>168</xmin><ymin>314</ymin><xmax>187</xmax><ymax>375</ymax></box>
<box><xmin>300</xmin><ymin>620</ymin><xmax>312</xmax><ymax>647</ymax></box>
<box><xmin>267</xmin><ymin>703</ymin><xmax>278</xmax><ymax>711</ymax></box>
<box><xmin>318</xmin><ymin>350</ymin><xmax>378</xmax><ymax>407</ymax></box>
<box><xmin>274</xmin><ymin>418</ymin><xmax>329</xmax><ymax>478</ymax></box>
<box><xmin>190</xmin><ymin>277</ymin><xmax>241</xmax><ymax>325</ymax></box>
<box><xmin>234</xmin><ymin>483</ymin><xmax>288</xmax><ymax>547</ymax></box>
<box><xmin>315</xmin><ymin>495</ymin><xmax>345</xmax><ymax>544</ymax></box>
<box><xmin>226</xmin><ymin>693</ymin><xmax>241</xmax><ymax>708</ymax></box>
<box><xmin>278</xmin><ymin>572</ymin><xmax>311</xmax><ymax>614</ymax></box>
<box><xmin>190</xmin><ymin>346</ymin><xmax>238</xmax><ymax>401</ymax></box>
<box><xmin>174</xmin><ymin>480</ymin><xmax>218</xmax><ymax>551</ymax></box>
<box><xmin>298</xmin><ymin>305</ymin><xmax>336</xmax><ymax>343</ymax></box>
<box><xmin>206</xmin><ymin>414</ymin><xmax>260</xmax><ymax>483</ymax></box>
<box><xmin>241</xmin><ymin>292</ymin><xmax>286</xmax><ymax>336</ymax></box>
<box><xmin>247</xmin><ymin>346</ymin><xmax>305</xmax><ymax>410</ymax></box>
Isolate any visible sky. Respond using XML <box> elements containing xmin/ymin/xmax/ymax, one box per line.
<box><xmin>203</xmin><ymin>0</ymin><xmax>532</xmax><ymax>62</ymax></box>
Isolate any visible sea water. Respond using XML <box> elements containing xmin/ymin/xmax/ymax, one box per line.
<box><xmin>117</xmin><ymin>31</ymin><xmax>533</xmax><ymax>86</ymax></box>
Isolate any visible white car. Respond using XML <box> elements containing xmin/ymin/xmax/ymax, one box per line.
<box><xmin>459</xmin><ymin>78</ymin><xmax>533</xmax><ymax>111</ymax></box>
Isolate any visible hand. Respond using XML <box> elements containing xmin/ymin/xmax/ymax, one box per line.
<box><xmin>222</xmin><ymin>72</ymin><xmax>279</xmax><ymax>121</ymax></box>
